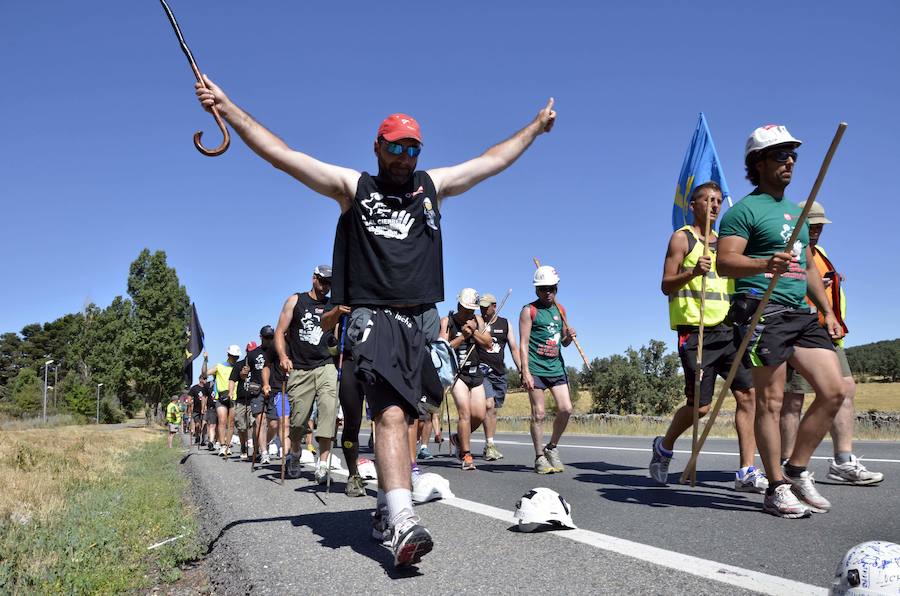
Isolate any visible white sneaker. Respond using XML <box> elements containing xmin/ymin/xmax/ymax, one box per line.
<box><xmin>784</xmin><ymin>470</ymin><xmax>831</xmax><ymax>513</ymax></box>
<box><xmin>314</xmin><ymin>461</ymin><xmax>328</xmax><ymax>485</ymax></box>
<box><xmin>763</xmin><ymin>483</ymin><xmax>811</xmax><ymax>518</ymax></box>
<box><xmin>213</xmin><ymin>441</ymin><xmax>221</xmax><ymax>450</ymax></box>
<box><xmin>827</xmin><ymin>455</ymin><xmax>884</xmax><ymax>485</ymax></box>
<box><xmin>735</xmin><ymin>466</ymin><xmax>769</xmax><ymax>493</ymax></box>
<box><xmin>261</xmin><ymin>452</ymin><xmax>271</xmax><ymax>465</ymax></box>
<box><xmin>649</xmin><ymin>436</ymin><xmax>672</xmax><ymax>484</ymax></box>
<box><xmin>391</xmin><ymin>516</ymin><xmax>433</xmax><ymax>568</ymax></box>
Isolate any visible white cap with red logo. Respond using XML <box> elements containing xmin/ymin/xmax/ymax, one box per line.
<box><xmin>745</xmin><ymin>124</ymin><xmax>802</xmax><ymax>157</ymax></box>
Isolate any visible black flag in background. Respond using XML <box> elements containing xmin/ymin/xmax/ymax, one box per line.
<box><xmin>183</xmin><ymin>302</ymin><xmax>205</xmax><ymax>387</ymax></box>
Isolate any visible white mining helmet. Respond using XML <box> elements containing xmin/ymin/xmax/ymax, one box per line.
<box><xmin>745</xmin><ymin>124</ymin><xmax>802</xmax><ymax>157</ymax></box>
<box><xmin>533</xmin><ymin>265</ymin><xmax>560</xmax><ymax>286</ymax></box>
<box><xmin>412</xmin><ymin>472</ymin><xmax>454</xmax><ymax>504</ymax></box>
<box><xmin>831</xmin><ymin>541</ymin><xmax>900</xmax><ymax>595</ymax></box>
<box><xmin>513</xmin><ymin>487</ymin><xmax>577</xmax><ymax>532</ymax></box>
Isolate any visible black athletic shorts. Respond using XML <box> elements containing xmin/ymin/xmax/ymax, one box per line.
<box><xmin>677</xmin><ymin>325</ymin><xmax>752</xmax><ymax>406</ymax></box>
<box><xmin>732</xmin><ymin>298</ymin><xmax>834</xmax><ymax>368</ymax></box>
<box><xmin>216</xmin><ymin>394</ymin><xmax>233</xmax><ymax>409</ymax></box>
<box><xmin>250</xmin><ymin>394</ymin><xmax>277</xmax><ymax>420</ymax></box>
<box><xmin>455</xmin><ymin>371</ymin><xmax>484</xmax><ymax>390</ymax></box>
<box><xmin>203</xmin><ymin>409</ymin><xmax>217</xmax><ymax>424</ymax></box>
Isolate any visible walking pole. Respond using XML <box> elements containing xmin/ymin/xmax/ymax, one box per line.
<box><xmin>280</xmin><ymin>376</ymin><xmax>288</xmax><ymax>485</ymax></box>
<box><xmin>688</xmin><ymin>198</ymin><xmax>713</xmax><ymax>487</ymax></box>
<box><xmin>532</xmin><ymin>258</ymin><xmax>591</xmax><ymax>369</ymax></box>
<box><xmin>326</xmin><ymin>316</ymin><xmax>349</xmax><ymax>494</ymax></box>
<box><xmin>680</xmin><ymin>121</ymin><xmax>848</xmax><ymax>483</ymax></box>
<box><xmin>247</xmin><ymin>393</ymin><xmax>255</xmax><ymax>471</ymax></box>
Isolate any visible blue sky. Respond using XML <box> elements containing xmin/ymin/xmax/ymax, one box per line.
<box><xmin>3</xmin><ymin>2</ymin><xmax>898</xmax><ymax>373</ymax></box>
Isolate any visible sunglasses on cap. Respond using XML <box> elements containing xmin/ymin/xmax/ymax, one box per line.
<box><xmin>380</xmin><ymin>138</ymin><xmax>421</xmax><ymax>158</ymax></box>
<box><xmin>314</xmin><ymin>274</ymin><xmax>331</xmax><ymax>284</ymax></box>
<box><xmin>536</xmin><ymin>285</ymin><xmax>558</xmax><ymax>293</ymax></box>
<box><xmin>765</xmin><ymin>149</ymin><xmax>798</xmax><ymax>163</ymax></box>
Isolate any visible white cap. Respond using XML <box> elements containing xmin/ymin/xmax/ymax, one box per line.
<box><xmin>227</xmin><ymin>344</ymin><xmax>241</xmax><ymax>357</ymax></box>
<box><xmin>314</xmin><ymin>264</ymin><xmax>332</xmax><ymax>279</ymax></box>
<box><xmin>533</xmin><ymin>265</ymin><xmax>560</xmax><ymax>286</ymax></box>
<box><xmin>457</xmin><ymin>288</ymin><xmax>479</xmax><ymax>310</ymax></box>
<box><xmin>745</xmin><ymin>124</ymin><xmax>802</xmax><ymax>157</ymax></box>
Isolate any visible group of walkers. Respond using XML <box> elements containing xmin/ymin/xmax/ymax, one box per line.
<box><xmin>181</xmin><ymin>72</ymin><xmax>882</xmax><ymax>568</ymax></box>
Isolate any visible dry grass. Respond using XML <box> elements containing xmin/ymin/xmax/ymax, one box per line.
<box><xmin>0</xmin><ymin>424</ymin><xmax>158</xmax><ymax>526</ymax></box>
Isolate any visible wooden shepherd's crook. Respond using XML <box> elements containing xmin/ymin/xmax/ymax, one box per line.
<box><xmin>533</xmin><ymin>258</ymin><xmax>591</xmax><ymax>369</ymax></box>
<box><xmin>159</xmin><ymin>0</ymin><xmax>230</xmax><ymax>156</ymax></box>
<box><xmin>680</xmin><ymin>121</ymin><xmax>848</xmax><ymax>484</ymax></box>
<box><xmin>688</xmin><ymin>197</ymin><xmax>713</xmax><ymax>487</ymax></box>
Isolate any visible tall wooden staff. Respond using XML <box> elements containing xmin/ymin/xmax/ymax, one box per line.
<box><xmin>680</xmin><ymin>122</ymin><xmax>847</xmax><ymax>484</ymax></box>
<box><xmin>688</xmin><ymin>197</ymin><xmax>713</xmax><ymax>487</ymax></box>
<box><xmin>280</xmin><ymin>377</ymin><xmax>288</xmax><ymax>485</ymax></box>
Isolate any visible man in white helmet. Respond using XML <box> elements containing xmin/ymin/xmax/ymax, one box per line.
<box><xmin>780</xmin><ymin>201</ymin><xmax>883</xmax><ymax>485</ymax></box>
<box><xmin>440</xmin><ymin>288</ymin><xmax>492</xmax><ymax>470</ymax></box>
<box><xmin>519</xmin><ymin>265</ymin><xmax>577</xmax><ymax>474</ymax></box>
<box><xmin>717</xmin><ymin>125</ymin><xmax>846</xmax><ymax>518</ymax></box>
<box><xmin>201</xmin><ymin>345</ymin><xmax>241</xmax><ymax>457</ymax></box>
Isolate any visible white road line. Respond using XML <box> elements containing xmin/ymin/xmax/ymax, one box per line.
<box><xmin>442</xmin><ymin>496</ymin><xmax>826</xmax><ymax>596</ymax></box>
<box><xmin>480</xmin><ymin>438</ymin><xmax>900</xmax><ymax>464</ymax></box>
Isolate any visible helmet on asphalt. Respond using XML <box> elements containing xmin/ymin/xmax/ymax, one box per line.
<box><xmin>357</xmin><ymin>458</ymin><xmax>378</xmax><ymax>480</ymax></box>
<box><xmin>831</xmin><ymin>541</ymin><xmax>900</xmax><ymax>595</ymax></box>
<box><xmin>412</xmin><ymin>472</ymin><xmax>454</xmax><ymax>503</ymax></box>
<box><xmin>745</xmin><ymin>124</ymin><xmax>802</xmax><ymax>157</ymax></box>
<box><xmin>513</xmin><ymin>487</ymin><xmax>576</xmax><ymax>532</ymax></box>
<box><xmin>533</xmin><ymin>265</ymin><xmax>560</xmax><ymax>287</ymax></box>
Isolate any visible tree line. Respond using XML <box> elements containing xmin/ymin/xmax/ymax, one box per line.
<box><xmin>0</xmin><ymin>249</ymin><xmax>190</xmax><ymax>422</ymax></box>
<box><xmin>845</xmin><ymin>339</ymin><xmax>900</xmax><ymax>382</ymax></box>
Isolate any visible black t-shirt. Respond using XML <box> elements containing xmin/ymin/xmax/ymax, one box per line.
<box><xmin>287</xmin><ymin>292</ymin><xmax>333</xmax><ymax>370</ymax></box>
<box><xmin>229</xmin><ymin>359</ymin><xmax>249</xmax><ymax>399</ymax></box>
<box><xmin>332</xmin><ymin>171</ymin><xmax>443</xmax><ymax>306</ymax></box>
<box><xmin>448</xmin><ymin>312</ymin><xmax>480</xmax><ymax>376</ymax></box>
<box><xmin>264</xmin><ymin>342</ymin><xmax>287</xmax><ymax>388</ymax></box>
<box><xmin>476</xmin><ymin>316</ymin><xmax>509</xmax><ymax>374</ymax></box>
<box><xmin>188</xmin><ymin>383</ymin><xmax>210</xmax><ymax>412</ymax></box>
<box><xmin>229</xmin><ymin>346</ymin><xmax>267</xmax><ymax>399</ymax></box>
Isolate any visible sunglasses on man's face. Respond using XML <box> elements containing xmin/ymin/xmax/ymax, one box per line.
<box><xmin>765</xmin><ymin>149</ymin><xmax>798</xmax><ymax>163</ymax></box>
<box><xmin>381</xmin><ymin>139</ymin><xmax>421</xmax><ymax>158</ymax></box>
<box><xmin>537</xmin><ymin>285</ymin><xmax>558</xmax><ymax>293</ymax></box>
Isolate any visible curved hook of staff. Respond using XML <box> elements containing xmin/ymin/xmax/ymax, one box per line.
<box><xmin>193</xmin><ymin>106</ymin><xmax>230</xmax><ymax>156</ymax></box>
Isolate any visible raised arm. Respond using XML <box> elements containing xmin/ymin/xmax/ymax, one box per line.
<box><xmin>661</xmin><ymin>230</ymin><xmax>705</xmax><ymax>296</ymax></box>
<box><xmin>195</xmin><ymin>75</ymin><xmax>359</xmax><ymax>209</ymax></box>
<box><xmin>428</xmin><ymin>98</ymin><xmax>556</xmax><ymax>201</ymax></box>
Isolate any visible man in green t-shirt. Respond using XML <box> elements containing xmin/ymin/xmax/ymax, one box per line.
<box><xmin>718</xmin><ymin>124</ymin><xmax>845</xmax><ymax>519</ymax></box>
<box><xmin>518</xmin><ymin>265</ymin><xmax>577</xmax><ymax>474</ymax></box>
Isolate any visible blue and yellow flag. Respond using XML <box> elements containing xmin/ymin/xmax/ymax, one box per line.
<box><xmin>672</xmin><ymin>113</ymin><xmax>732</xmax><ymax>231</ymax></box>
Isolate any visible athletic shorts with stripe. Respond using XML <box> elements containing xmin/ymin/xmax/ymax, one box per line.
<box><xmin>287</xmin><ymin>364</ymin><xmax>338</xmax><ymax>440</ymax></box>
<box><xmin>732</xmin><ymin>298</ymin><xmax>834</xmax><ymax>368</ymax></box>
<box><xmin>677</xmin><ymin>325</ymin><xmax>752</xmax><ymax>407</ymax></box>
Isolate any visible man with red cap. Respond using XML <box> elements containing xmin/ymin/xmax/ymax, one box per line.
<box><xmin>196</xmin><ymin>76</ymin><xmax>556</xmax><ymax>568</ymax></box>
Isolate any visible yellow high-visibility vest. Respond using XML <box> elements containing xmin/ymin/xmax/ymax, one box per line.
<box><xmin>668</xmin><ymin>225</ymin><xmax>733</xmax><ymax>329</ymax></box>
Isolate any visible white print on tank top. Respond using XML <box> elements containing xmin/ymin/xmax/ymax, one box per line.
<box><xmin>360</xmin><ymin>192</ymin><xmax>415</xmax><ymax>240</ymax></box>
<box><xmin>484</xmin><ymin>326</ymin><xmax>502</xmax><ymax>354</ymax></box>
<box><xmin>298</xmin><ymin>311</ymin><xmax>324</xmax><ymax>346</ymax></box>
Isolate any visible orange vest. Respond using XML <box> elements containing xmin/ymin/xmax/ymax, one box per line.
<box><xmin>806</xmin><ymin>245</ymin><xmax>848</xmax><ymax>338</ymax></box>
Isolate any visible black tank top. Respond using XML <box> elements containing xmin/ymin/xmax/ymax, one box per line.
<box><xmin>476</xmin><ymin>316</ymin><xmax>509</xmax><ymax>374</ymax></box>
<box><xmin>448</xmin><ymin>312</ymin><xmax>479</xmax><ymax>376</ymax></box>
<box><xmin>287</xmin><ymin>292</ymin><xmax>332</xmax><ymax>370</ymax></box>
<box><xmin>331</xmin><ymin>171</ymin><xmax>443</xmax><ymax>306</ymax></box>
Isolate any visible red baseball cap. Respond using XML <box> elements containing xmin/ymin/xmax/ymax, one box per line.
<box><xmin>246</xmin><ymin>341</ymin><xmax>258</xmax><ymax>352</ymax></box>
<box><xmin>377</xmin><ymin>113</ymin><xmax>423</xmax><ymax>144</ymax></box>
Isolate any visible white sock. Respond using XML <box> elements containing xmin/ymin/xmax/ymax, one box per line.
<box><xmin>386</xmin><ymin>488</ymin><xmax>414</xmax><ymax>527</ymax></box>
<box><xmin>486</xmin><ymin>438</ymin><xmax>494</xmax><ymax>445</ymax></box>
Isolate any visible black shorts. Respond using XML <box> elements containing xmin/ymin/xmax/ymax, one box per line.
<box><xmin>250</xmin><ymin>394</ymin><xmax>278</xmax><ymax>420</ymax></box>
<box><xmin>456</xmin><ymin>370</ymin><xmax>484</xmax><ymax>389</ymax></box>
<box><xmin>533</xmin><ymin>374</ymin><xmax>567</xmax><ymax>390</ymax></box>
<box><xmin>677</xmin><ymin>325</ymin><xmax>752</xmax><ymax>407</ymax></box>
<box><xmin>733</xmin><ymin>299</ymin><xmax>834</xmax><ymax>368</ymax></box>
<box><xmin>203</xmin><ymin>409</ymin><xmax>217</xmax><ymax>424</ymax></box>
<box><xmin>216</xmin><ymin>396</ymin><xmax>233</xmax><ymax>409</ymax></box>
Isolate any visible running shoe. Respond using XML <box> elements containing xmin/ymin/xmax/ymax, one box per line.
<box><xmin>417</xmin><ymin>444</ymin><xmax>435</xmax><ymax>461</ymax></box>
<box><xmin>763</xmin><ymin>483</ymin><xmax>811</xmax><ymax>518</ymax></box>
<box><xmin>391</xmin><ymin>516</ymin><xmax>434</xmax><ymax>568</ymax></box>
<box><xmin>461</xmin><ymin>453</ymin><xmax>476</xmax><ymax>471</ymax></box>
<box><xmin>734</xmin><ymin>466</ymin><xmax>769</xmax><ymax>493</ymax></box>
<box><xmin>285</xmin><ymin>454</ymin><xmax>301</xmax><ymax>479</ymax></box>
<box><xmin>827</xmin><ymin>455</ymin><xmax>884</xmax><ymax>485</ymax></box>
<box><xmin>314</xmin><ymin>461</ymin><xmax>328</xmax><ymax>485</ymax></box>
<box><xmin>371</xmin><ymin>506</ymin><xmax>390</xmax><ymax>544</ymax></box>
<box><xmin>648</xmin><ymin>436</ymin><xmax>672</xmax><ymax>484</ymax></box>
<box><xmin>218</xmin><ymin>445</ymin><xmax>227</xmax><ymax>457</ymax></box>
<box><xmin>543</xmin><ymin>445</ymin><xmax>564</xmax><ymax>472</ymax></box>
<box><xmin>534</xmin><ymin>455</ymin><xmax>555</xmax><ymax>474</ymax></box>
<box><xmin>784</xmin><ymin>469</ymin><xmax>831</xmax><ymax>513</ymax></box>
<box><xmin>240</xmin><ymin>452</ymin><xmax>249</xmax><ymax>461</ymax></box>
<box><xmin>261</xmin><ymin>452</ymin><xmax>270</xmax><ymax>465</ymax></box>
<box><xmin>225</xmin><ymin>447</ymin><xmax>233</xmax><ymax>456</ymax></box>
<box><xmin>345</xmin><ymin>474</ymin><xmax>366</xmax><ymax>497</ymax></box>
<box><xmin>214</xmin><ymin>441</ymin><xmax>221</xmax><ymax>451</ymax></box>
<box><xmin>483</xmin><ymin>443</ymin><xmax>504</xmax><ymax>461</ymax></box>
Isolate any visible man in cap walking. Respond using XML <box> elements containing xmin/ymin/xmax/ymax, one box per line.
<box><xmin>196</xmin><ymin>75</ymin><xmax>555</xmax><ymax>566</ymax></box>
<box><xmin>202</xmin><ymin>345</ymin><xmax>241</xmax><ymax>456</ymax></box>
<box><xmin>718</xmin><ymin>125</ymin><xmax>846</xmax><ymax>518</ymax></box>
<box><xmin>780</xmin><ymin>201</ymin><xmax>883</xmax><ymax>485</ymax></box>
<box><xmin>477</xmin><ymin>292</ymin><xmax>520</xmax><ymax>461</ymax></box>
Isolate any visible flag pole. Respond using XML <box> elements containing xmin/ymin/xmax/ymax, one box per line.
<box><xmin>680</xmin><ymin>121</ymin><xmax>847</xmax><ymax>483</ymax></box>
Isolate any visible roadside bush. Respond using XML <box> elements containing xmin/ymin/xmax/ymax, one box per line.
<box><xmin>588</xmin><ymin>340</ymin><xmax>682</xmax><ymax>416</ymax></box>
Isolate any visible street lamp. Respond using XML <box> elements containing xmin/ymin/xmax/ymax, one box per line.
<box><xmin>96</xmin><ymin>383</ymin><xmax>104</xmax><ymax>424</ymax></box>
<box><xmin>42</xmin><ymin>360</ymin><xmax>54</xmax><ymax>422</ymax></box>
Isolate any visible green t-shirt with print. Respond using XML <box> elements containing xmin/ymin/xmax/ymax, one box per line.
<box><xmin>718</xmin><ymin>191</ymin><xmax>810</xmax><ymax>309</ymax></box>
<box><xmin>527</xmin><ymin>301</ymin><xmax>566</xmax><ymax>377</ymax></box>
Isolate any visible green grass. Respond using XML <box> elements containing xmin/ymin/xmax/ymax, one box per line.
<box><xmin>0</xmin><ymin>433</ymin><xmax>202</xmax><ymax>594</ymax></box>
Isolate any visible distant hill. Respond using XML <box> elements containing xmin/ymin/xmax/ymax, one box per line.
<box><xmin>845</xmin><ymin>339</ymin><xmax>900</xmax><ymax>381</ymax></box>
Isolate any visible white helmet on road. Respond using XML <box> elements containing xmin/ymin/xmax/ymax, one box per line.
<box><xmin>745</xmin><ymin>124</ymin><xmax>802</xmax><ymax>157</ymax></box>
<box><xmin>831</xmin><ymin>541</ymin><xmax>900</xmax><ymax>595</ymax></box>
<box><xmin>513</xmin><ymin>487</ymin><xmax>577</xmax><ymax>532</ymax></box>
<box><xmin>533</xmin><ymin>265</ymin><xmax>560</xmax><ymax>287</ymax></box>
<box><xmin>412</xmin><ymin>472</ymin><xmax>454</xmax><ymax>503</ymax></box>
<box><xmin>357</xmin><ymin>458</ymin><xmax>377</xmax><ymax>480</ymax></box>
